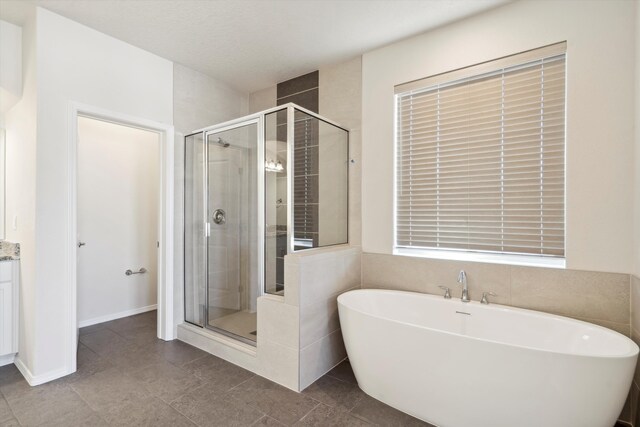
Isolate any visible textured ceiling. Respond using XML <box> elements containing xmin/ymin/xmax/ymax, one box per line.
<box><xmin>0</xmin><ymin>0</ymin><xmax>508</xmax><ymax>93</ymax></box>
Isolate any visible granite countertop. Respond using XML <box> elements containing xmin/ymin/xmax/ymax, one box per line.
<box><xmin>0</xmin><ymin>241</ymin><xmax>20</xmax><ymax>261</ymax></box>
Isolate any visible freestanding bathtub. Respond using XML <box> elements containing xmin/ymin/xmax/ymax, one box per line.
<box><xmin>338</xmin><ymin>289</ymin><xmax>638</xmax><ymax>427</ymax></box>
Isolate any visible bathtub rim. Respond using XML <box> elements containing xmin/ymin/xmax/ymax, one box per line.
<box><xmin>338</xmin><ymin>288</ymin><xmax>639</xmax><ymax>360</ymax></box>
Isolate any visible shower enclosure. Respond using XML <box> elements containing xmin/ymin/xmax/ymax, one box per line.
<box><xmin>184</xmin><ymin>104</ymin><xmax>349</xmax><ymax>345</ymax></box>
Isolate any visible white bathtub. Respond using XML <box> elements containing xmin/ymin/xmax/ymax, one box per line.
<box><xmin>338</xmin><ymin>289</ymin><xmax>638</xmax><ymax>427</ymax></box>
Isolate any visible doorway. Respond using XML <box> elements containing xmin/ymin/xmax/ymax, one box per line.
<box><xmin>77</xmin><ymin>117</ymin><xmax>160</xmax><ymax>328</ymax></box>
<box><xmin>67</xmin><ymin>103</ymin><xmax>174</xmax><ymax>377</ymax></box>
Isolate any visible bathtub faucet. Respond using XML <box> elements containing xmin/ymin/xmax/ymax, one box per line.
<box><xmin>457</xmin><ymin>270</ymin><xmax>470</xmax><ymax>303</ymax></box>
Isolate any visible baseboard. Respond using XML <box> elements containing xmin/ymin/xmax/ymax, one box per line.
<box><xmin>78</xmin><ymin>304</ymin><xmax>157</xmax><ymax>328</ymax></box>
<box><xmin>13</xmin><ymin>356</ymin><xmax>72</xmax><ymax>386</ymax></box>
<box><xmin>0</xmin><ymin>353</ymin><xmax>15</xmax><ymax>367</ymax></box>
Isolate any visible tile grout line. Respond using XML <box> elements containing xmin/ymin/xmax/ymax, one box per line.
<box><xmin>224</xmin><ymin>376</ymin><xmax>320</xmax><ymax>425</ymax></box>
<box><xmin>250</xmin><ymin>415</ymin><xmax>269</xmax><ymax>426</ymax></box>
<box><xmin>67</xmin><ymin>384</ymin><xmax>109</xmax><ymax>425</ymax></box>
<box><xmin>163</xmin><ymin>400</ymin><xmax>200</xmax><ymax>427</ymax></box>
<box><xmin>324</xmin><ymin>372</ymin><xmax>355</xmax><ymax>386</ymax></box>
<box><xmin>295</xmin><ymin>401</ymin><xmax>322</xmax><ymax>424</ymax></box>
<box><xmin>167</xmin><ymin>380</ymin><xmax>268</xmax><ymax>427</ymax></box>
<box><xmin>0</xmin><ymin>393</ymin><xmax>19</xmax><ymax>425</ymax></box>
<box><xmin>276</xmin><ymin>86</ymin><xmax>319</xmax><ymax>101</ymax></box>
<box><xmin>224</xmin><ymin>373</ymin><xmax>258</xmax><ymax>393</ymax></box>
<box><xmin>174</xmin><ymin>352</ymin><xmax>209</xmax><ymax>369</ymax></box>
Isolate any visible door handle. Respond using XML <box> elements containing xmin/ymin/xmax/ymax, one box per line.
<box><xmin>78</xmin><ymin>242</ymin><xmax>86</xmax><ymax>248</ymax></box>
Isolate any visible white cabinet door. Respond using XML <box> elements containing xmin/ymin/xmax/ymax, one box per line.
<box><xmin>0</xmin><ymin>280</ymin><xmax>12</xmax><ymax>356</ymax></box>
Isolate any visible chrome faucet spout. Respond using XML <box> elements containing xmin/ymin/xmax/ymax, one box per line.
<box><xmin>457</xmin><ymin>270</ymin><xmax>470</xmax><ymax>302</ymax></box>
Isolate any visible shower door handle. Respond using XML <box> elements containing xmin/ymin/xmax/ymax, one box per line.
<box><xmin>212</xmin><ymin>209</ymin><xmax>226</xmax><ymax>225</ymax></box>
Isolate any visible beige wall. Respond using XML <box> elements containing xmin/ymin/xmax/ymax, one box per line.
<box><xmin>319</xmin><ymin>58</ymin><xmax>362</xmax><ymax>247</ymax></box>
<box><xmin>631</xmin><ymin>2</ymin><xmax>640</xmax><ymax>425</ymax></box>
<box><xmin>248</xmin><ymin>85</ymin><xmax>276</xmax><ymax>114</ymax></box>
<box><xmin>361</xmin><ymin>0</ymin><xmax>636</xmax><ymax>274</ymax></box>
<box><xmin>635</xmin><ymin>0</ymin><xmax>640</xmax><ymax>279</ymax></box>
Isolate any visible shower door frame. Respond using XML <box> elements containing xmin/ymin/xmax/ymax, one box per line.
<box><xmin>200</xmin><ymin>116</ymin><xmax>265</xmax><ymax>345</ymax></box>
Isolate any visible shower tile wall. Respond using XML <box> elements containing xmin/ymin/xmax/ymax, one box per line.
<box><xmin>277</xmin><ymin>72</ymin><xmax>319</xmax><ymax>111</ymax></box>
<box><xmin>284</xmin><ymin>245</ymin><xmax>362</xmax><ymax>390</ymax></box>
<box><xmin>271</xmin><ymin>72</ymin><xmax>320</xmax><ymax>290</ymax></box>
<box><xmin>248</xmin><ymin>57</ymin><xmax>363</xmax><ymax>247</ymax></box>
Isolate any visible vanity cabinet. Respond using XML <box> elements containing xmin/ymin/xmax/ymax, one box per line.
<box><xmin>0</xmin><ymin>260</ymin><xmax>19</xmax><ymax>361</ymax></box>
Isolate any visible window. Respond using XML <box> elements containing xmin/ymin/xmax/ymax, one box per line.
<box><xmin>395</xmin><ymin>43</ymin><xmax>566</xmax><ymax>259</ymax></box>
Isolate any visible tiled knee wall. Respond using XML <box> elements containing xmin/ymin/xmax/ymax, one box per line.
<box><xmin>361</xmin><ymin>253</ymin><xmax>635</xmax><ymax>424</ymax></box>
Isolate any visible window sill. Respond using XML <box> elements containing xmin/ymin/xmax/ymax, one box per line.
<box><xmin>393</xmin><ymin>247</ymin><xmax>566</xmax><ymax>269</ymax></box>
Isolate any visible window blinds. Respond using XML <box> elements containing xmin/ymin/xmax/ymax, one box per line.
<box><xmin>395</xmin><ymin>43</ymin><xmax>566</xmax><ymax>257</ymax></box>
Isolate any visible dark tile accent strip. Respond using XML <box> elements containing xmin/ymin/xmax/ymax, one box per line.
<box><xmin>276</xmin><ymin>71</ymin><xmax>319</xmax><ymax>99</ymax></box>
<box><xmin>278</xmin><ymin>89</ymin><xmax>319</xmax><ymax>113</ymax></box>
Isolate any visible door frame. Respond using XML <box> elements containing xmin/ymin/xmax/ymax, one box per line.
<box><xmin>67</xmin><ymin>102</ymin><xmax>174</xmax><ymax>374</ymax></box>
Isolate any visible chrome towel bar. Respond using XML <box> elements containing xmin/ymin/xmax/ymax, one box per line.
<box><xmin>125</xmin><ymin>268</ymin><xmax>147</xmax><ymax>276</ymax></box>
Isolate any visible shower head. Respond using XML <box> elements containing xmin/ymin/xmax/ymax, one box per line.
<box><xmin>216</xmin><ymin>137</ymin><xmax>230</xmax><ymax>148</ymax></box>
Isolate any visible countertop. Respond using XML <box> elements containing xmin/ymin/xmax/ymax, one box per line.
<box><xmin>0</xmin><ymin>240</ymin><xmax>20</xmax><ymax>261</ymax></box>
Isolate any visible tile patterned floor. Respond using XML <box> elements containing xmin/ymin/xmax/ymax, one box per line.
<box><xmin>0</xmin><ymin>311</ymin><xmax>432</xmax><ymax>426</ymax></box>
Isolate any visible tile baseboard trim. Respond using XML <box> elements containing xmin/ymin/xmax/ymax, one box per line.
<box><xmin>78</xmin><ymin>304</ymin><xmax>157</xmax><ymax>328</ymax></box>
<box><xmin>0</xmin><ymin>353</ymin><xmax>14</xmax><ymax>367</ymax></box>
<box><xmin>13</xmin><ymin>355</ymin><xmax>72</xmax><ymax>386</ymax></box>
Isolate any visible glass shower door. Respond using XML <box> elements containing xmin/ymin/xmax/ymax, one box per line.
<box><xmin>205</xmin><ymin>121</ymin><xmax>260</xmax><ymax>344</ymax></box>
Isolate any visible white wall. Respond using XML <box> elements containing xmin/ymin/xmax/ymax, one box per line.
<box><xmin>0</xmin><ymin>19</ymin><xmax>22</xmax><ymax>114</ymax></box>
<box><xmin>362</xmin><ymin>0</ymin><xmax>636</xmax><ymax>274</ymax></box>
<box><xmin>4</xmin><ymin>8</ymin><xmax>36</xmax><ymax>374</ymax></box>
<box><xmin>13</xmin><ymin>7</ymin><xmax>173</xmax><ymax>380</ymax></box>
<box><xmin>173</xmin><ymin>63</ymin><xmax>249</xmax><ymax>333</ymax></box>
<box><xmin>77</xmin><ymin>117</ymin><xmax>159</xmax><ymax>325</ymax></box>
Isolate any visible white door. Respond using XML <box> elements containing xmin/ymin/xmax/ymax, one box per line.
<box><xmin>77</xmin><ymin>117</ymin><xmax>160</xmax><ymax>326</ymax></box>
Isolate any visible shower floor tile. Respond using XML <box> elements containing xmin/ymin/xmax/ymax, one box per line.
<box><xmin>208</xmin><ymin>310</ymin><xmax>257</xmax><ymax>341</ymax></box>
